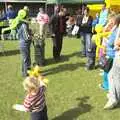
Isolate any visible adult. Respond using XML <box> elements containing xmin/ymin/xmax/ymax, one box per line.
<box><xmin>0</xmin><ymin>5</ymin><xmax>16</xmax><ymax>21</ymax></box>
<box><xmin>34</xmin><ymin>7</ymin><xmax>49</xmax><ymax>66</ymax></box>
<box><xmin>104</xmin><ymin>15</ymin><xmax>120</xmax><ymax>109</ymax></box>
<box><xmin>50</xmin><ymin>9</ymin><xmax>66</xmax><ymax>61</ymax></box>
<box><xmin>76</xmin><ymin>8</ymin><xmax>83</xmax><ymax>38</ymax></box>
<box><xmin>98</xmin><ymin>3</ymin><xmax>109</xmax><ymax>27</ymax></box>
<box><xmin>79</xmin><ymin>7</ymin><xmax>93</xmax><ymax>57</ymax></box>
<box><xmin>0</xmin><ymin>5</ymin><xmax>17</xmax><ymax>40</ymax></box>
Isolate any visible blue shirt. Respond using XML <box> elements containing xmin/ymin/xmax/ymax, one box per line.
<box><xmin>98</xmin><ymin>9</ymin><xmax>108</xmax><ymax>26</ymax></box>
<box><xmin>106</xmin><ymin>27</ymin><xmax>118</xmax><ymax>58</ymax></box>
<box><xmin>0</xmin><ymin>9</ymin><xmax>16</xmax><ymax>21</ymax></box>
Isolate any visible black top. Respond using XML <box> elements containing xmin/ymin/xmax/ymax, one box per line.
<box><xmin>49</xmin><ymin>14</ymin><xmax>66</xmax><ymax>34</ymax></box>
<box><xmin>79</xmin><ymin>15</ymin><xmax>93</xmax><ymax>33</ymax></box>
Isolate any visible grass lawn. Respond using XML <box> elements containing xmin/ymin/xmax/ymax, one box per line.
<box><xmin>0</xmin><ymin>37</ymin><xmax>120</xmax><ymax>120</ymax></box>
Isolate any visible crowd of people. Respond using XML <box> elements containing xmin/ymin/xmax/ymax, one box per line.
<box><xmin>0</xmin><ymin>3</ymin><xmax>120</xmax><ymax>120</ymax></box>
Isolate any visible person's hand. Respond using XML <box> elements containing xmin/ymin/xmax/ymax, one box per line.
<box><xmin>115</xmin><ymin>39</ymin><xmax>120</xmax><ymax>46</ymax></box>
<box><xmin>12</xmin><ymin>104</ymin><xmax>17</xmax><ymax>110</ymax></box>
<box><xmin>12</xmin><ymin>104</ymin><xmax>27</xmax><ymax>112</ymax></box>
<box><xmin>51</xmin><ymin>34</ymin><xmax>55</xmax><ymax>38</ymax></box>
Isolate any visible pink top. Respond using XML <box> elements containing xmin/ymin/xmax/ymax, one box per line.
<box><xmin>36</xmin><ymin>12</ymin><xmax>49</xmax><ymax>24</ymax></box>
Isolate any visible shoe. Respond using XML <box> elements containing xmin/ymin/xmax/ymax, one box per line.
<box><xmin>100</xmin><ymin>69</ymin><xmax>104</xmax><ymax>72</ymax></box>
<box><xmin>99</xmin><ymin>84</ymin><xmax>104</xmax><ymax>90</ymax></box>
<box><xmin>99</xmin><ymin>84</ymin><xmax>108</xmax><ymax>91</ymax></box>
<box><xmin>99</xmin><ymin>72</ymin><xmax>104</xmax><ymax>76</ymax></box>
<box><xmin>104</xmin><ymin>100</ymin><xmax>118</xmax><ymax>109</ymax></box>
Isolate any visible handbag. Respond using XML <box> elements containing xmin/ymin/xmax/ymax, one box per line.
<box><xmin>72</xmin><ymin>25</ymin><xmax>79</xmax><ymax>35</ymax></box>
<box><xmin>98</xmin><ymin>56</ymin><xmax>113</xmax><ymax>73</ymax></box>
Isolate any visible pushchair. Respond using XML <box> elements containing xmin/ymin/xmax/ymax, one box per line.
<box><xmin>30</xmin><ymin>19</ymin><xmax>47</xmax><ymax>66</ymax></box>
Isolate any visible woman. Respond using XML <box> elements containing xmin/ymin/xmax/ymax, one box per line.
<box><xmin>79</xmin><ymin>7</ymin><xmax>93</xmax><ymax>57</ymax></box>
<box><xmin>104</xmin><ymin>17</ymin><xmax>120</xmax><ymax>109</ymax></box>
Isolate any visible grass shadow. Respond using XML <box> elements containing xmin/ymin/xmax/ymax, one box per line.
<box><xmin>43</xmin><ymin>62</ymin><xmax>85</xmax><ymax>76</ymax></box>
<box><xmin>52</xmin><ymin>96</ymin><xmax>93</xmax><ymax>120</ymax></box>
<box><xmin>45</xmin><ymin>51</ymin><xmax>83</xmax><ymax>66</ymax></box>
<box><xmin>0</xmin><ymin>49</ymin><xmax>20</xmax><ymax>57</ymax></box>
<box><xmin>45</xmin><ymin>56</ymin><xmax>69</xmax><ymax>66</ymax></box>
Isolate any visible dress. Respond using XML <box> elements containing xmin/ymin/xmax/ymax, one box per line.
<box><xmin>108</xmin><ymin>52</ymin><xmax>120</xmax><ymax>102</ymax></box>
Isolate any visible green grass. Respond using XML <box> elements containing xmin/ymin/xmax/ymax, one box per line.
<box><xmin>0</xmin><ymin>37</ymin><xmax>120</xmax><ymax>120</ymax></box>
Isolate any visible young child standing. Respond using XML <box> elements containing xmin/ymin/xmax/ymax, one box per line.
<box><xmin>13</xmin><ymin>76</ymin><xmax>48</xmax><ymax>120</ymax></box>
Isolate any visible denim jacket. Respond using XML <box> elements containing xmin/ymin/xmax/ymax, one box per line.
<box><xmin>17</xmin><ymin>22</ymin><xmax>31</xmax><ymax>47</ymax></box>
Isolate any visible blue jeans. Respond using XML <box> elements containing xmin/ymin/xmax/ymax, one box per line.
<box><xmin>31</xmin><ymin>106</ymin><xmax>48</xmax><ymax>120</ymax></box>
<box><xmin>20</xmin><ymin>42</ymin><xmax>31</xmax><ymax>76</ymax></box>
<box><xmin>80</xmin><ymin>33</ymin><xmax>92</xmax><ymax>56</ymax></box>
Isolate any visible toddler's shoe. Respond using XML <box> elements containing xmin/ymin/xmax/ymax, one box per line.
<box><xmin>99</xmin><ymin>84</ymin><xmax>108</xmax><ymax>91</ymax></box>
<box><xmin>99</xmin><ymin>72</ymin><xmax>104</xmax><ymax>76</ymax></box>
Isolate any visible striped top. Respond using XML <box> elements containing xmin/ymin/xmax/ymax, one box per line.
<box><xmin>24</xmin><ymin>86</ymin><xmax>46</xmax><ymax>112</ymax></box>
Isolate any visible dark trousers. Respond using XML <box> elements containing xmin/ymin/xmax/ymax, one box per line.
<box><xmin>31</xmin><ymin>106</ymin><xmax>48</xmax><ymax>120</ymax></box>
<box><xmin>86</xmin><ymin>56</ymin><xmax>95</xmax><ymax>69</ymax></box>
<box><xmin>20</xmin><ymin>42</ymin><xmax>31</xmax><ymax>77</ymax></box>
<box><xmin>34</xmin><ymin>39</ymin><xmax>45</xmax><ymax>66</ymax></box>
<box><xmin>53</xmin><ymin>33</ymin><xmax>63</xmax><ymax>59</ymax></box>
<box><xmin>86</xmin><ymin>42</ymin><xmax>96</xmax><ymax>69</ymax></box>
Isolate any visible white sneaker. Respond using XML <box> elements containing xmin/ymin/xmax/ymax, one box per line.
<box><xmin>100</xmin><ymin>69</ymin><xmax>104</xmax><ymax>72</ymax></box>
<box><xmin>104</xmin><ymin>100</ymin><xmax>118</xmax><ymax>109</ymax></box>
<box><xmin>99</xmin><ymin>72</ymin><xmax>104</xmax><ymax>76</ymax></box>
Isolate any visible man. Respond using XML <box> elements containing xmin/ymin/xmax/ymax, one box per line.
<box><xmin>0</xmin><ymin>5</ymin><xmax>16</xmax><ymax>40</ymax></box>
<box><xmin>0</xmin><ymin>5</ymin><xmax>16</xmax><ymax>21</ymax></box>
<box><xmin>50</xmin><ymin>8</ymin><xmax>66</xmax><ymax>61</ymax></box>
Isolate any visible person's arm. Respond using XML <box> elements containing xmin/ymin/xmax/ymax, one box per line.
<box><xmin>82</xmin><ymin>16</ymin><xmax>93</xmax><ymax>27</ymax></box>
<box><xmin>12</xmin><ymin>104</ymin><xmax>28</xmax><ymax>112</ymax></box>
<box><xmin>0</xmin><ymin>13</ymin><xmax>7</xmax><ymax>21</ymax></box>
<box><xmin>44</xmin><ymin>14</ymin><xmax>50</xmax><ymax>24</ymax></box>
<box><xmin>22</xmin><ymin>23</ymin><xmax>30</xmax><ymax>41</ymax></box>
<box><xmin>13</xmin><ymin>94</ymin><xmax>32</xmax><ymax>112</ymax></box>
<box><xmin>87</xmin><ymin>16</ymin><xmax>93</xmax><ymax>27</ymax></box>
<box><xmin>23</xmin><ymin>95</ymin><xmax>32</xmax><ymax>112</ymax></box>
<box><xmin>49</xmin><ymin>15</ymin><xmax>55</xmax><ymax>36</ymax></box>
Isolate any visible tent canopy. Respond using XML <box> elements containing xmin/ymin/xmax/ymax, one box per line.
<box><xmin>0</xmin><ymin>0</ymin><xmax>46</xmax><ymax>3</ymax></box>
<box><xmin>47</xmin><ymin>0</ymin><xmax>104</xmax><ymax>4</ymax></box>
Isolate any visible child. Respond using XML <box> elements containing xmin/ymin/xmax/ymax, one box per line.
<box><xmin>100</xmin><ymin>14</ymin><xmax>119</xmax><ymax>91</ymax></box>
<box><xmin>13</xmin><ymin>76</ymin><xmax>48</xmax><ymax>120</ymax></box>
<box><xmin>104</xmin><ymin>25</ymin><xmax>120</xmax><ymax>109</ymax></box>
<box><xmin>16</xmin><ymin>9</ymin><xmax>32</xmax><ymax>77</ymax></box>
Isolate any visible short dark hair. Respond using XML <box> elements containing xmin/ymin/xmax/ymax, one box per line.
<box><xmin>104</xmin><ymin>3</ymin><xmax>106</xmax><ymax>7</ymax></box>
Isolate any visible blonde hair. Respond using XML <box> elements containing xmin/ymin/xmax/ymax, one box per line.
<box><xmin>23</xmin><ymin>76</ymin><xmax>40</xmax><ymax>93</ymax></box>
<box><xmin>108</xmin><ymin>12</ymin><xmax>116</xmax><ymax>21</ymax></box>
